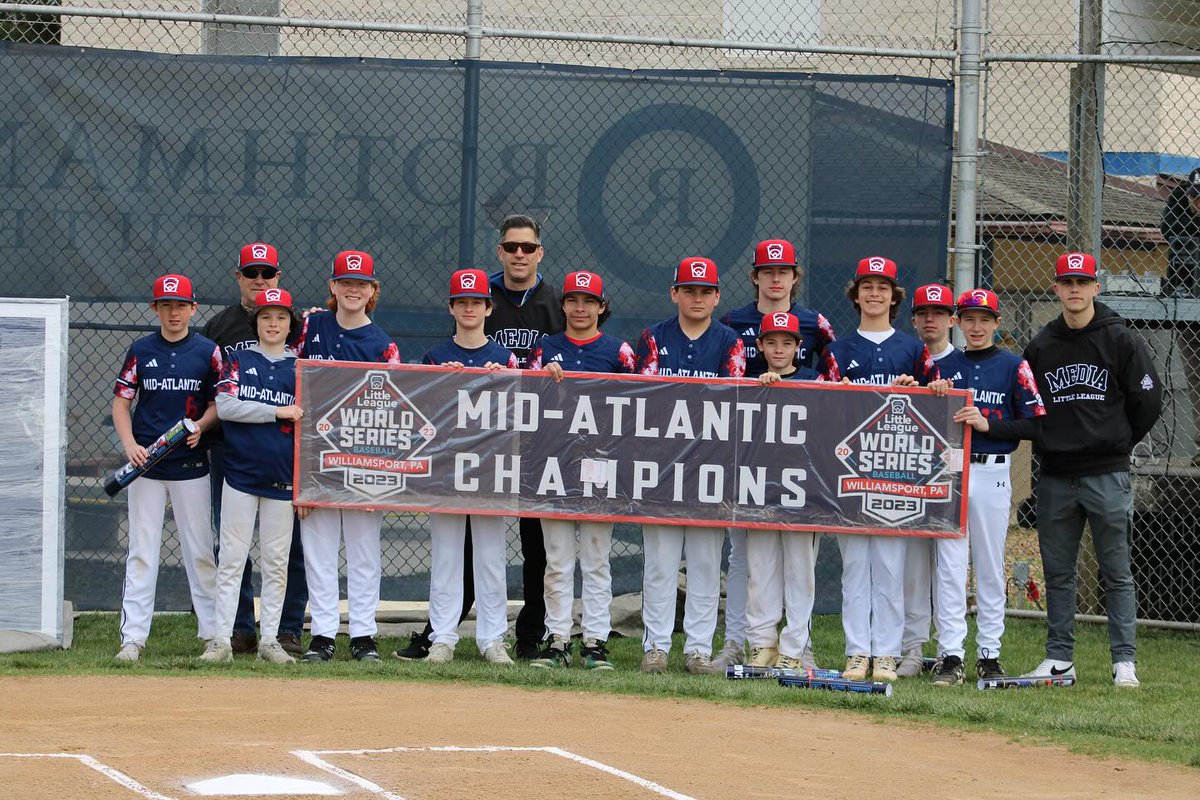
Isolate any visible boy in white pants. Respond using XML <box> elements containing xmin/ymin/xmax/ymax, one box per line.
<box><xmin>527</xmin><ymin>271</ymin><xmax>637</xmax><ymax>670</ymax></box>
<box><xmin>201</xmin><ymin>288</ymin><xmax>307</xmax><ymax>665</ymax></box>
<box><xmin>418</xmin><ymin>268</ymin><xmax>519</xmax><ymax>665</ymax></box>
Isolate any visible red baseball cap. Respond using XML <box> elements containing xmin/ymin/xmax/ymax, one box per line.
<box><xmin>855</xmin><ymin>256</ymin><xmax>899</xmax><ymax>283</ymax></box>
<box><xmin>956</xmin><ymin>288</ymin><xmax>1001</xmax><ymax>316</ymax></box>
<box><xmin>1055</xmin><ymin>252</ymin><xmax>1097</xmax><ymax>280</ymax></box>
<box><xmin>563</xmin><ymin>271</ymin><xmax>604</xmax><ymax>299</ymax></box>
<box><xmin>674</xmin><ymin>257</ymin><xmax>720</xmax><ymax>288</ymax></box>
<box><xmin>912</xmin><ymin>283</ymin><xmax>954</xmax><ymax>311</ymax></box>
<box><xmin>753</xmin><ymin>239</ymin><xmax>798</xmax><ymax>269</ymax></box>
<box><xmin>239</xmin><ymin>242</ymin><xmax>279</xmax><ymax>271</ymax></box>
<box><xmin>449</xmin><ymin>268</ymin><xmax>491</xmax><ymax>300</ymax></box>
<box><xmin>254</xmin><ymin>287</ymin><xmax>293</xmax><ymax>312</ymax></box>
<box><xmin>331</xmin><ymin>250</ymin><xmax>377</xmax><ymax>282</ymax></box>
<box><xmin>153</xmin><ymin>274</ymin><xmax>196</xmax><ymax>303</ymax></box>
<box><xmin>758</xmin><ymin>311</ymin><xmax>802</xmax><ymax>341</ymax></box>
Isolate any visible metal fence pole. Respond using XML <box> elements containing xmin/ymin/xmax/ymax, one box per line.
<box><xmin>952</xmin><ymin>0</ymin><xmax>983</xmax><ymax>303</ymax></box>
<box><xmin>1067</xmin><ymin>0</ymin><xmax>1104</xmax><ymax>257</ymax></box>
<box><xmin>458</xmin><ymin>0</ymin><xmax>484</xmax><ymax>269</ymax></box>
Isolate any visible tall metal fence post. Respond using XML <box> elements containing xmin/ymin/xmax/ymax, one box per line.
<box><xmin>200</xmin><ymin>0</ymin><xmax>281</xmax><ymax>55</ymax></box>
<box><xmin>458</xmin><ymin>0</ymin><xmax>484</xmax><ymax>268</ymax></box>
<box><xmin>1067</xmin><ymin>0</ymin><xmax>1104</xmax><ymax>257</ymax></box>
<box><xmin>952</xmin><ymin>0</ymin><xmax>983</xmax><ymax>302</ymax></box>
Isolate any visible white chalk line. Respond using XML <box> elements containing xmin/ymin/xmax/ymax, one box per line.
<box><xmin>294</xmin><ymin>745</ymin><xmax>697</xmax><ymax>800</ymax></box>
<box><xmin>0</xmin><ymin>753</ymin><xmax>178</xmax><ymax>800</ymax></box>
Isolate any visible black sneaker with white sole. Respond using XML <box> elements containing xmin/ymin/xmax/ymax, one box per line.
<box><xmin>303</xmin><ymin>635</ymin><xmax>336</xmax><ymax>662</ymax></box>
<box><xmin>976</xmin><ymin>656</ymin><xmax>1006</xmax><ymax>680</ymax></box>
<box><xmin>350</xmin><ymin>636</ymin><xmax>380</xmax><ymax>662</ymax></box>
<box><xmin>392</xmin><ymin>631</ymin><xmax>431</xmax><ymax>661</ymax></box>
<box><xmin>931</xmin><ymin>655</ymin><xmax>965</xmax><ymax>687</ymax></box>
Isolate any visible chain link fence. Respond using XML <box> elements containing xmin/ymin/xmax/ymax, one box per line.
<box><xmin>2</xmin><ymin>0</ymin><xmax>1197</xmax><ymax>626</ymax></box>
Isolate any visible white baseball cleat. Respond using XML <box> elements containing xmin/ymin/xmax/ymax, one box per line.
<box><xmin>1112</xmin><ymin>661</ymin><xmax>1139</xmax><ymax>688</ymax></box>
<box><xmin>482</xmin><ymin>640</ymin><xmax>515</xmax><ymax>666</ymax></box>
<box><xmin>748</xmin><ymin>646</ymin><xmax>780</xmax><ymax>668</ymax></box>
<box><xmin>639</xmin><ymin>647</ymin><xmax>668</xmax><ymax>674</ymax></box>
<box><xmin>1023</xmin><ymin>658</ymin><xmax>1076</xmax><ymax>679</ymax></box>
<box><xmin>711</xmin><ymin>639</ymin><xmax>746</xmax><ymax>670</ymax></box>
<box><xmin>257</xmin><ymin>638</ymin><xmax>296</xmax><ymax>665</ymax></box>
<box><xmin>843</xmin><ymin>654</ymin><xmax>870</xmax><ymax>681</ymax></box>
<box><xmin>114</xmin><ymin>642</ymin><xmax>142</xmax><ymax>663</ymax></box>
<box><xmin>426</xmin><ymin>642</ymin><xmax>455</xmax><ymax>664</ymax></box>
<box><xmin>198</xmin><ymin>638</ymin><xmax>233</xmax><ymax>663</ymax></box>
<box><xmin>896</xmin><ymin>650</ymin><xmax>926</xmax><ymax>678</ymax></box>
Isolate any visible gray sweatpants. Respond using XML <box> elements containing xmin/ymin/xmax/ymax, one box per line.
<box><xmin>1036</xmin><ymin>472</ymin><xmax>1137</xmax><ymax>663</ymax></box>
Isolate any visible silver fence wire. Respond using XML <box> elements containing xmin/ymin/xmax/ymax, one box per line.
<box><xmin>2</xmin><ymin>0</ymin><xmax>1196</xmax><ymax>626</ymax></box>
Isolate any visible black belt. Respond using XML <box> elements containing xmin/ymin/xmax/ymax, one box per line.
<box><xmin>970</xmin><ymin>453</ymin><xmax>1008</xmax><ymax>464</ymax></box>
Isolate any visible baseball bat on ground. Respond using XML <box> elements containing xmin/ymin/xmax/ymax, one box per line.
<box><xmin>726</xmin><ymin>665</ymin><xmax>843</xmax><ymax>680</ymax></box>
<box><xmin>104</xmin><ymin>418</ymin><xmax>198</xmax><ymax>496</ymax></box>
<box><xmin>778</xmin><ymin>674</ymin><xmax>893</xmax><ymax>696</ymax></box>
<box><xmin>976</xmin><ymin>675</ymin><xmax>1075</xmax><ymax>691</ymax></box>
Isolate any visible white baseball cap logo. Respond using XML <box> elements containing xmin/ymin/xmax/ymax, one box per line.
<box><xmin>926</xmin><ymin>286</ymin><xmax>944</xmax><ymax>301</ymax></box>
<box><xmin>264</xmin><ymin>288</ymin><xmax>282</xmax><ymax>303</ymax></box>
<box><xmin>690</xmin><ymin>261</ymin><xmax>709</xmax><ymax>279</ymax></box>
<box><xmin>1066</xmin><ymin>253</ymin><xmax>1085</xmax><ymax>271</ymax></box>
<box><xmin>346</xmin><ymin>254</ymin><xmax>363</xmax><ymax>271</ymax></box>
<box><xmin>766</xmin><ymin>243</ymin><xmax>784</xmax><ymax>261</ymax></box>
<box><xmin>460</xmin><ymin>272</ymin><xmax>477</xmax><ymax>290</ymax></box>
<box><xmin>868</xmin><ymin>257</ymin><xmax>887</xmax><ymax>272</ymax></box>
<box><xmin>575</xmin><ymin>273</ymin><xmax>592</xmax><ymax>288</ymax></box>
<box><xmin>771</xmin><ymin>312</ymin><xmax>790</xmax><ymax>327</ymax></box>
<box><xmin>971</xmin><ymin>289</ymin><xmax>991</xmax><ymax>305</ymax></box>
<box><xmin>251</xmin><ymin>244</ymin><xmax>268</xmax><ymax>260</ymax></box>
<box><xmin>162</xmin><ymin>277</ymin><xmax>179</xmax><ymax>293</ymax></box>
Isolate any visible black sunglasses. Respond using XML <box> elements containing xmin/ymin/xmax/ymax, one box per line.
<box><xmin>241</xmin><ymin>267</ymin><xmax>279</xmax><ymax>279</ymax></box>
<box><xmin>500</xmin><ymin>241</ymin><xmax>540</xmax><ymax>254</ymax></box>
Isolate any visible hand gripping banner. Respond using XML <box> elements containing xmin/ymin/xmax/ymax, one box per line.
<box><xmin>295</xmin><ymin>362</ymin><xmax>972</xmax><ymax>537</ymax></box>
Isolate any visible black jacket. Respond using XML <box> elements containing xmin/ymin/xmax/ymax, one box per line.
<box><xmin>484</xmin><ymin>271</ymin><xmax>564</xmax><ymax>368</ymax></box>
<box><xmin>201</xmin><ymin>303</ymin><xmax>258</xmax><ymax>357</ymax></box>
<box><xmin>993</xmin><ymin>301</ymin><xmax>1161</xmax><ymax>478</ymax></box>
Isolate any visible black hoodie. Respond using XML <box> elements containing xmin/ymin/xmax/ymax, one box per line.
<box><xmin>991</xmin><ymin>301</ymin><xmax>1161</xmax><ymax>478</ymax></box>
<box><xmin>484</xmin><ymin>271</ymin><xmax>564</xmax><ymax>368</ymax></box>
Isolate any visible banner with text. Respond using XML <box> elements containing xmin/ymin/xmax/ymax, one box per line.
<box><xmin>296</xmin><ymin>363</ymin><xmax>971</xmax><ymax>538</ymax></box>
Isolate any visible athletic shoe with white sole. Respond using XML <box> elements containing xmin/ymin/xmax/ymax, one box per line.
<box><xmin>482</xmin><ymin>640</ymin><xmax>515</xmax><ymax>665</ymax></box>
<box><xmin>931</xmin><ymin>655</ymin><xmax>965</xmax><ymax>687</ymax></box>
<box><xmin>684</xmin><ymin>652</ymin><xmax>718</xmax><ymax>675</ymax></box>
<box><xmin>1112</xmin><ymin>661</ymin><xmax>1139</xmax><ymax>688</ymax></box>
<box><xmin>257</xmin><ymin>638</ymin><xmax>296</xmax><ymax>664</ymax></box>
<box><xmin>530</xmin><ymin>635</ymin><xmax>571</xmax><ymax>669</ymax></box>
<box><xmin>711</xmin><ymin>640</ymin><xmax>745</xmax><ymax>671</ymax></box>
<box><xmin>639</xmin><ymin>647</ymin><xmax>668</xmax><ymax>674</ymax></box>
<box><xmin>872</xmin><ymin>655</ymin><xmax>899</xmax><ymax>683</ymax></box>
<box><xmin>350</xmin><ymin>636</ymin><xmax>381</xmax><ymax>662</ymax></box>
<box><xmin>896</xmin><ymin>650</ymin><xmax>926</xmax><ymax>678</ymax></box>
<box><xmin>1023</xmin><ymin>658</ymin><xmax>1075</xmax><ymax>679</ymax></box>
<box><xmin>976</xmin><ymin>655</ymin><xmax>1006</xmax><ymax>681</ymax></box>
<box><xmin>580</xmin><ymin>638</ymin><xmax>615</xmax><ymax>671</ymax></box>
<box><xmin>776</xmin><ymin>654</ymin><xmax>803</xmax><ymax>670</ymax></box>
<box><xmin>198</xmin><ymin>638</ymin><xmax>233</xmax><ymax>663</ymax></box>
<box><xmin>391</xmin><ymin>631</ymin><xmax>431</xmax><ymax>661</ymax></box>
<box><xmin>843</xmin><ymin>654</ymin><xmax>870</xmax><ymax>681</ymax></box>
<box><xmin>114</xmin><ymin>642</ymin><xmax>142</xmax><ymax>663</ymax></box>
<box><xmin>748</xmin><ymin>646</ymin><xmax>780</xmax><ymax>668</ymax></box>
<box><xmin>426</xmin><ymin>642</ymin><xmax>455</xmax><ymax>664</ymax></box>
<box><xmin>302</xmin><ymin>635</ymin><xmax>336</xmax><ymax>662</ymax></box>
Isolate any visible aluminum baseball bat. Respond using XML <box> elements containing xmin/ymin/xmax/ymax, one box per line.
<box><xmin>104</xmin><ymin>418</ymin><xmax>198</xmax><ymax>496</ymax></box>
<box><xmin>777</xmin><ymin>674</ymin><xmax>893</xmax><ymax>696</ymax></box>
<box><xmin>976</xmin><ymin>674</ymin><xmax>1075</xmax><ymax>691</ymax></box>
<box><xmin>726</xmin><ymin>665</ymin><xmax>842</xmax><ymax>680</ymax></box>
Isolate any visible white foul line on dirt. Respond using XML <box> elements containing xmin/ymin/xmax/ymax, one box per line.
<box><xmin>292</xmin><ymin>745</ymin><xmax>697</xmax><ymax>800</ymax></box>
<box><xmin>0</xmin><ymin>753</ymin><xmax>178</xmax><ymax>800</ymax></box>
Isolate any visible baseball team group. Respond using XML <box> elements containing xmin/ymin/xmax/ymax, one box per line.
<box><xmin>109</xmin><ymin>213</ymin><xmax>1163</xmax><ymax>689</ymax></box>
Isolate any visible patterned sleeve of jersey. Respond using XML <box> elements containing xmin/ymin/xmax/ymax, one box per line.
<box><xmin>382</xmin><ymin>341</ymin><xmax>402</xmax><ymax>365</ymax></box>
<box><xmin>817</xmin><ymin>313</ymin><xmax>837</xmax><ymax>350</ymax></box>
<box><xmin>527</xmin><ymin>343</ymin><xmax>544</xmax><ymax>370</ymax></box>
<box><xmin>506</xmin><ymin>351</ymin><xmax>520</xmax><ymax>369</ymax></box>
<box><xmin>634</xmin><ymin>329</ymin><xmax>659</xmax><ymax>375</ymax></box>
<box><xmin>617</xmin><ymin>341</ymin><xmax>637</xmax><ymax>374</ymax></box>
<box><xmin>914</xmin><ymin>344</ymin><xmax>938</xmax><ymax>384</ymax></box>
<box><xmin>1014</xmin><ymin>358</ymin><xmax>1048</xmax><ymax>418</ymax></box>
<box><xmin>721</xmin><ymin>336</ymin><xmax>747</xmax><ymax>378</ymax></box>
<box><xmin>113</xmin><ymin>345</ymin><xmax>138</xmax><ymax>399</ymax></box>
<box><xmin>294</xmin><ymin>316</ymin><xmax>311</xmax><ymax>358</ymax></box>
<box><xmin>204</xmin><ymin>344</ymin><xmax>223</xmax><ymax>403</ymax></box>
<box><xmin>817</xmin><ymin>349</ymin><xmax>841</xmax><ymax>382</ymax></box>
<box><xmin>216</xmin><ymin>352</ymin><xmax>240</xmax><ymax>397</ymax></box>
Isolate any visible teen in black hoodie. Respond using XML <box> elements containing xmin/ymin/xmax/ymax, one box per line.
<box><xmin>959</xmin><ymin>252</ymin><xmax>1161</xmax><ymax>688</ymax></box>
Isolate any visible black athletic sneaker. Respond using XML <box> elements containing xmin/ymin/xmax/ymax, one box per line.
<box><xmin>303</xmin><ymin>635</ymin><xmax>336</xmax><ymax>662</ymax></box>
<box><xmin>392</xmin><ymin>631</ymin><xmax>431</xmax><ymax>661</ymax></box>
<box><xmin>515</xmin><ymin>640</ymin><xmax>542</xmax><ymax>660</ymax></box>
<box><xmin>580</xmin><ymin>638</ymin><xmax>615</xmax><ymax>671</ymax></box>
<box><xmin>350</xmin><ymin>636</ymin><xmax>380</xmax><ymax>662</ymax></box>
<box><xmin>931</xmin><ymin>655</ymin><xmax>965</xmax><ymax>687</ymax></box>
<box><xmin>976</xmin><ymin>657</ymin><xmax>1006</xmax><ymax>681</ymax></box>
<box><xmin>530</xmin><ymin>636</ymin><xmax>572</xmax><ymax>669</ymax></box>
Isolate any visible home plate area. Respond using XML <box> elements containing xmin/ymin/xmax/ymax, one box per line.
<box><xmin>1</xmin><ymin>747</ymin><xmax>693</xmax><ymax>800</ymax></box>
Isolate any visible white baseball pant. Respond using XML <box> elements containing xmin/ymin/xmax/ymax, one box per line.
<box><xmin>901</xmin><ymin>537</ymin><xmax>935</xmax><ymax>654</ymax></box>
<box><xmin>119</xmin><ymin>475</ymin><xmax>218</xmax><ymax>645</ymax></box>
<box><xmin>745</xmin><ymin>529</ymin><xmax>818</xmax><ymax>657</ymax></box>
<box><xmin>724</xmin><ymin>528</ymin><xmax>748</xmax><ymax>647</ymax></box>
<box><xmin>641</xmin><ymin>524</ymin><xmax>723</xmax><ymax>656</ymax></box>
<box><xmin>213</xmin><ymin>483</ymin><xmax>294</xmax><ymax>640</ymax></box>
<box><xmin>969</xmin><ymin>460</ymin><xmax>1013</xmax><ymax>657</ymax></box>
<box><xmin>300</xmin><ymin>507</ymin><xmax>382</xmax><ymax>639</ymax></box>
<box><xmin>428</xmin><ymin>513</ymin><xmax>509</xmax><ymax>650</ymax></box>
<box><xmin>838</xmin><ymin>533</ymin><xmax>904</xmax><ymax>657</ymax></box>
<box><xmin>542</xmin><ymin>518</ymin><xmax>613</xmax><ymax>642</ymax></box>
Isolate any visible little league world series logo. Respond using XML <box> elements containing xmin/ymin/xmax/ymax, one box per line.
<box><xmin>315</xmin><ymin>370</ymin><xmax>437</xmax><ymax>500</ymax></box>
<box><xmin>835</xmin><ymin>394</ymin><xmax>953</xmax><ymax>525</ymax></box>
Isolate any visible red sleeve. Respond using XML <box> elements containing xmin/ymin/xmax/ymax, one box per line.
<box><xmin>507</xmin><ymin>353</ymin><xmax>519</xmax><ymax>369</ymax></box>
<box><xmin>817</xmin><ymin>313</ymin><xmax>836</xmax><ymax>350</ymax></box>
<box><xmin>818</xmin><ymin>350</ymin><xmax>840</xmax><ymax>382</ymax></box>
<box><xmin>634</xmin><ymin>330</ymin><xmax>658</xmax><ymax>375</ymax></box>
<box><xmin>382</xmin><ymin>342</ymin><xmax>402</xmax><ymax>365</ymax></box>
<box><xmin>528</xmin><ymin>345</ymin><xmax>544</xmax><ymax>371</ymax></box>
<box><xmin>114</xmin><ymin>348</ymin><xmax>138</xmax><ymax>400</ymax></box>
<box><xmin>216</xmin><ymin>355</ymin><xmax>239</xmax><ymax>398</ymax></box>
<box><xmin>617</xmin><ymin>342</ymin><xmax>637</xmax><ymax>374</ymax></box>
<box><xmin>722</xmin><ymin>338</ymin><xmax>746</xmax><ymax>378</ymax></box>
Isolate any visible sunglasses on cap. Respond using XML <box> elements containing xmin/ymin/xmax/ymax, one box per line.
<box><xmin>500</xmin><ymin>241</ymin><xmax>540</xmax><ymax>254</ymax></box>
<box><xmin>241</xmin><ymin>267</ymin><xmax>279</xmax><ymax>280</ymax></box>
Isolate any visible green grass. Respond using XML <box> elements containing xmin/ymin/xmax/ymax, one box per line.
<box><xmin>4</xmin><ymin>613</ymin><xmax>1199</xmax><ymax>768</ymax></box>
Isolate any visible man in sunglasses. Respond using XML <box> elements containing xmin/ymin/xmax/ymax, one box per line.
<box><xmin>200</xmin><ymin>242</ymin><xmax>308</xmax><ymax>658</ymax></box>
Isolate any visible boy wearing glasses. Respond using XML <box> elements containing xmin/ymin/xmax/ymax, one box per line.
<box><xmin>201</xmin><ymin>243</ymin><xmax>308</xmax><ymax>658</ymax></box>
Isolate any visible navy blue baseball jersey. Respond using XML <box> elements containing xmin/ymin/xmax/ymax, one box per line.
<box><xmin>528</xmin><ymin>332</ymin><xmax>637</xmax><ymax>374</ymax></box>
<box><xmin>635</xmin><ymin>318</ymin><xmax>746</xmax><ymax>378</ymax></box>
<box><xmin>818</xmin><ymin>330</ymin><xmax>938</xmax><ymax>386</ymax></box>
<box><xmin>937</xmin><ymin>346</ymin><xmax>1046</xmax><ymax>454</ymax></box>
<box><xmin>422</xmin><ymin>339</ymin><xmax>518</xmax><ymax>368</ymax></box>
<box><xmin>295</xmin><ymin>311</ymin><xmax>401</xmax><ymax>364</ymax></box>
<box><xmin>114</xmin><ymin>332</ymin><xmax>221</xmax><ymax>480</ymax></box>
<box><xmin>721</xmin><ymin>302</ymin><xmax>836</xmax><ymax>378</ymax></box>
<box><xmin>216</xmin><ymin>348</ymin><xmax>297</xmax><ymax>500</ymax></box>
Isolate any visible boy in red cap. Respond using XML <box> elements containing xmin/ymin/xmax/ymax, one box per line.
<box><xmin>112</xmin><ymin>274</ymin><xmax>223</xmax><ymax>662</ymax></box>
<box><xmin>527</xmin><ymin>271</ymin><xmax>636</xmax><ymax>670</ymax></box>
<box><xmin>634</xmin><ymin>257</ymin><xmax>745</xmax><ymax>674</ymax></box>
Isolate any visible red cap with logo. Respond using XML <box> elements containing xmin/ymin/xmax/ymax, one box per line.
<box><xmin>239</xmin><ymin>242</ymin><xmax>279</xmax><ymax>271</ymax></box>
<box><xmin>449</xmin><ymin>268</ymin><xmax>491</xmax><ymax>300</ymax></box>
<box><xmin>153</xmin><ymin>274</ymin><xmax>196</xmax><ymax>303</ymax></box>
<box><xmin>563</xmin><ymin>271</ymin><xmax>605</xmax><ymax>299</ymax></box>
<box><xmin>1055</xmin><ymin>252</ymin><xmax>1097</xmax><ymax>280</ymax></box>
<box><xmin>673</xmin><ymin>257</ymin><xmax>720</xmax><ymax>288</ymax></box>
<box><xmin>912</xmin><ymin>283</ymin><xmax>954</xmax><ymax>311</ymax></box>
<box><xmin>331</xmin><ymin>250</ymin><xmax>377</xmax><ymax>282</ymax></box>
<box><xmin>254</xmin><ymin>287</ymin><xmax>293</xmax><ymax>312</ymax></box>
<box><xmin>855</xmin><ymin>256</ymin><xmax>899</xmax><ymax>283</ymax></box>
<box><xmin>759</xmin><ymin>310</ymin><xmax>802</xmax><ymax>341</ymax></box>
<box><xmin>753</xmin><ymin>239</ymin><xmax>798</xmax><ymax>269</ymax></box>
<box><xmin>956</xmin><ymin>288</ymin><xmax>1001</xmax><ymax>316</ymax></box>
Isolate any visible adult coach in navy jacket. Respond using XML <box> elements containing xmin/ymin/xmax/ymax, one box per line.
<box><xmin>961</xmin><ymin>252</ymin><xmax>1161</xmax><ymax>688</ymax></box>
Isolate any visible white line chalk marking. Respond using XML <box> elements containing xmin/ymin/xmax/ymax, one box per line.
<box><xmin>0</xmin><ymin>753</ymin><xmax>177</xmax><ymax>800</ymax></box>
<box><xmin>186</xmin><ymin>773</ymin><xmax>342</xmax><ymax>796</ymax></box>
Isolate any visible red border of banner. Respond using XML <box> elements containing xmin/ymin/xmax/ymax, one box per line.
<box><xmin>293</xmin><ymin>361</ymin><xmax>972</xmax><ymax>539</ymax></box>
